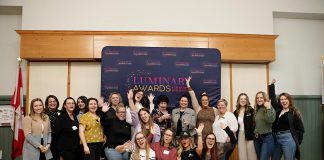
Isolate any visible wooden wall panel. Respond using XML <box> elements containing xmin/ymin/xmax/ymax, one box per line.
<box><xmin>93</xmin><ymin>35</ymin><xmax>209</xmax><ymax>58</ymax></box>
<box><xmin>20</xmin><ymin>35</ymin><xmax>93</xmax><ymax>59</ymax></box>
<box><xmin>16</xmin><ymin>30</ymin><xmax>277</xmax><ymax>63</ymax></box>
<box><xmin>209</xmin><ymin>36</ymin><xmax>275</xmax><ymax>62</ymax></box>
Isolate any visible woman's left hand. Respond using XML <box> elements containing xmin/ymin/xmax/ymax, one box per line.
<box><xmin>195</xmin><ymin>123</ymin><xmax>204</xmax><ymax>135</ymax></box>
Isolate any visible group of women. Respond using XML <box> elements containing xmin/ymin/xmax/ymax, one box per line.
<box><xmin>21</xmin><ymin>77</ymin><xmax>304</xmax><ymax>160</ymax></box>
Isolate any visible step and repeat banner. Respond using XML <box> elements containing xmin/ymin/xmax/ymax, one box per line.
<box><xmin>101</xmin><ymin>46</ymin><xmax>221</xmax><ymax>108</ymax></box>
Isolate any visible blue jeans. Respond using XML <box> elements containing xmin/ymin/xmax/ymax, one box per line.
<box><xmin>272</xmin><ymin>133</ymin><xmax>296</xmax><ymax>160</ymax></box>
<box><xmin>254</xmin><ymin>133</ymin><xmax>274</xmax><ymax>160</ymax></box>
<box><xmin>104</xmin><ymin>147</ymin><xmax>129</xmax><ymax>160</ymax></box>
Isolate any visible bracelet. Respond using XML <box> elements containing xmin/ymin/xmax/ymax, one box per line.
<box><xmin>197</xmin><ymin>134</ymin><xmax>202</xmax><ymax>137</ymax></box>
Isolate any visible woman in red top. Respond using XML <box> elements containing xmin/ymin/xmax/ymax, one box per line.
<box><xmin>151</xmin><ymin>128</ymin><xmax>177</xmax><ymax>160</ymax></box>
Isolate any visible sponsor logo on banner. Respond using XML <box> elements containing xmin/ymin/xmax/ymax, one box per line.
<box><xmin>117</xmin><ymin>60</ymin><xmax>132</xmax><ymax>65</ymax></box>
<box><xmin>175</xmin><ymin>61</ymin><xmax>190</xmax><ymax>67</ymax></box>
<box><xmin>203</xmin><ymin>62</ymin><xmax>218</xmax><ymax>67</ymax></box>
<box><xmin>203</xmin><ymin>79</ymin><xmax>218</xmax><ymax>84</ymax></box>
<box><xmin>191</xmin><ymin>52</ymin><xmax>205</xmax><ymax>57</ymax></box>
<box><xmin>162</xmin><ymin>51</ymin><xmax>177</xmax><ymax>57</ymax></box>
<box><xmin>190</xmin><ymin>69</ymin><xmax>205</xmax><ymax>74</ymax></box>
<box><xmin>146</xmin><ymin>60</ymin><xmax>161</xmax><ymax>66</ymax></box>
<box><xmin>104</xmin><ymin>67</ymin><xmax>119</xmax><ymax>72</ymax></box>
<box><xmin>104</xmin><ymin>50</ymin><xmax>120</xmax><ymax>56</ymax></box>
<box><xmin>133</xmin><ymin>50</ymin><xmax>149</xmax><ymax>56</ymax></box>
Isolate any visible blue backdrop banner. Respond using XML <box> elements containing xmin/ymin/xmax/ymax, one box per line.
<box><xmin>101</xmin><ymin>46</ymin><xmax>221</xmax><ymax>108</ymax></box>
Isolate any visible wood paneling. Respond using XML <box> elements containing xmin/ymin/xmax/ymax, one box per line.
<box><xmin>20</xmin><ymin>35</ymin><xmax>93</xmax><ymax>59</ymax></box>
<box><xmin>93</xmin><ymin>35</ymin><xmax>209</xmax><ymax>58</ymax></box>
<box><xmin>16</xmin><ymin>30</ymin><xmax>277</xmax><ymax>63</ymax></box>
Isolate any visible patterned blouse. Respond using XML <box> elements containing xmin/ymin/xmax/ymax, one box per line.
<box><xmin>79</xmin><ymin>112</ymin><xmax>104</xmax><ymax>143</ymax></box>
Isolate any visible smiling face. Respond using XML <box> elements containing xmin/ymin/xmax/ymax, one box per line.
<box><xmin>205</xmin><ymin>134</ymin><xmax>216</xmax><ymax>149</ymax></box>
<box><xmin>116</xmin><ymin>106</ymin><xmax>126</xmax><ymax>121</ymax></box>
<box><xmin>139</xmin><ymin>110</ymin><xmax>150</xmax><ymax>123</ymax></box>
<box><xmin>135</xmin><ymin>91</ymin><xmax>144</xmax><ymax>102</ymax></box>
<box><xmin>201</xmin><ymin>96</ymin><xmax>209</xmax><ymax>108</ymax></box>
<box><xmin>77</xmin><ymin>98</ymin><xmax>86</xmax><ymax>110</ymax></box>
<box><xmin>279</xmin><ymin>95</ymin><xmax>290</xmax><ymax>109</ymax></box>
<box><xmin>179</xmin><ymin>97</ymin><xmax>188</xmax><ymax>109</ymax></box>
<box><xmin>111</xmin><ymin>94</ymin><xmax>120</xmax><ymax>106</ymax></box>
<box><xmin>88</xmin><ymin>99</ymin><xmax>98</xmax><ymax>114</ymax></box>
<box><xmin>33</xmin><ymin>100</ymin><xmax>44</xmax><ymax>115</ymax></box>
<box><xmin>217</xmin><ymin>101</ymin><xmax>227</xmax><ymax>114</ymax></box>
<box><xmin>239</xmin><ymin>95</ymin><xmax>247</xmax><ymax>107</ymax></box>
<box><xmin>48</xmin><ymin>97</ymin><xmax>58</xmax><ymax>111</ymax></box>
<box><xmin>135</xmin><ymin>133</ymin><xmax>146</xmax><ymax>149</ymax></box>
<box><xmin>256</xmin><ymin>93</ymin><xmax>265</xmax><ymax>106</ymax></box>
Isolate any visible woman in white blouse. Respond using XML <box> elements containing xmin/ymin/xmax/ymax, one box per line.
<box><xmin>213</xmin><ymin>98</ymin><xmax>238</xmax><ymax>160</ymax></box>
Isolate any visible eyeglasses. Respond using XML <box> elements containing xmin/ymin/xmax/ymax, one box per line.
<box><xmin>136</xmin><ymin>92</ymin><xmax>144</xmax><ymax>96</ymax></box>
<box><xmin>117</xmin><ymin>111</ymin><xmax>126</xmax><ymax>114</ymax></box>
<box><xmin>136</xmin><ymin>136</ymin><xmax>145</xmax><ymax>141</ymax></box>
<box><xmin>207</xmin><ymin>137</ymin><xmax>215</xmax><ymax>141</ymax></box>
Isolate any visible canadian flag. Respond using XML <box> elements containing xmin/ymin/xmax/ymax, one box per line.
<box><xmin>11</xmin><ymin>65</ymin><xmax>25</xmax><ymax>159</ymax></box>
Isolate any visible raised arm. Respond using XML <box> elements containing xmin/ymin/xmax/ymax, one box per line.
<box><xmin>127</xmin><ymin>89</ymin><xmax>136</xmax><ymax>112</ymax></box>
<box><xmin>195</xmin><ymin>123</ymin><xmax>204</xmax><ymax>156</ymax></box>
<box><xmin>148</xmin><ymin>93</ymin><xmax>155</xmax><ymax>113</ymax></box>
<box><xmin>268</xmin><ymin>78</ymin><xmax>280</xmax><ymax>112</ymax></box>
<box><xmin>186</xmin><ymin>76</ymin><xmax>201</xmax><ymax>113</ymax></box>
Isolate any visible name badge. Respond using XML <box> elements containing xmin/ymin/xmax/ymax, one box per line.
<box><xmin>72</xmin><ymin>126</ymin><xmax>78</xmax><ymax>130</ymax></box>
<box><xmin>163</xmin><ymin>150</ymin><xmax>169</xmax><ymax>155</ymax></box>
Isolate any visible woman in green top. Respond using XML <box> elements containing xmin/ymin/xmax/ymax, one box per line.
<box><xmin>253</xmin><ymin>91</ymin><xmax>276</xmax><ymax>160</ymax></box>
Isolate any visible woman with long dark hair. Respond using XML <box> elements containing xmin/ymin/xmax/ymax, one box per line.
<box><xmin>201</xmin><ymin>133</ymin><xmax>218</xmax><ymax>160</ymax></box>
<box><xmin>75</xmin><ymin>96</ymin><xmax>87</xmax><ymax>120</ymax></box>
<box><xmin>269</xmin><ymin>79</ymin><xmax>304</xmax><ymax>160</ymax></box>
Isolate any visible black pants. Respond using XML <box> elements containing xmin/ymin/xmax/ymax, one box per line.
<box><xmin>39</xmin><ymin>138</ymin><xmax>46</xmax><ymax>160</ymax></box>
<box><xmin>61</xmin><ymin>148</ymin><xmax>82</xmax><ymax>160</ymax></box>
<box><xmin>83</xmin><ymin>142</ymin><xmax>103</xmax><ymax>160</ymax></box>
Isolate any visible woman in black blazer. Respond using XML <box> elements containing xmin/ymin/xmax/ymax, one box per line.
<box><xmin>233</xmin><ymin>93</ymin><xmax>257</xmax><ymax>160</ymax></box>
<box><xmin>52</xmin><ymin>97</ymin><xmax>82</xmax><ymax>160</ymax></box>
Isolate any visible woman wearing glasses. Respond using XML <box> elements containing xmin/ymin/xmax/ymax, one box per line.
<box><xmin>130</xmin><ymin>132</ymin><xmax>156</xmax><ymax>160</ymax></box>
<box><xmin>101</xmin><ymin>103</ymin><xmax>132</xmax><ymax>160</ymax></box>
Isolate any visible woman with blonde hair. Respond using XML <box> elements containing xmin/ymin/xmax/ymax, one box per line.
<box><xmin>253</xmin><ymin>91</ymin><xmax>276</xmax><ymax>160</ymax></box>
<box><xmin>23</xmin><ymin>98</ymin><xmax>52</xmax><ymax>160</ymax></box>
<box><xmin>177</xmin><ymin>123</ymin><xmax>204</xmax><ymax>160</ymax></box>
<box><xmin>130</xmin><ymin>132</ymin><xmax>156</xmax><ymax>160</ymax></box>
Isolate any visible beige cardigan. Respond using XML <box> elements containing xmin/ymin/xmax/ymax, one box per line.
<box><xmin>22</xmin><ymin>115</ymin><xmax>53</xmax><ymax>160</ymax></box>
